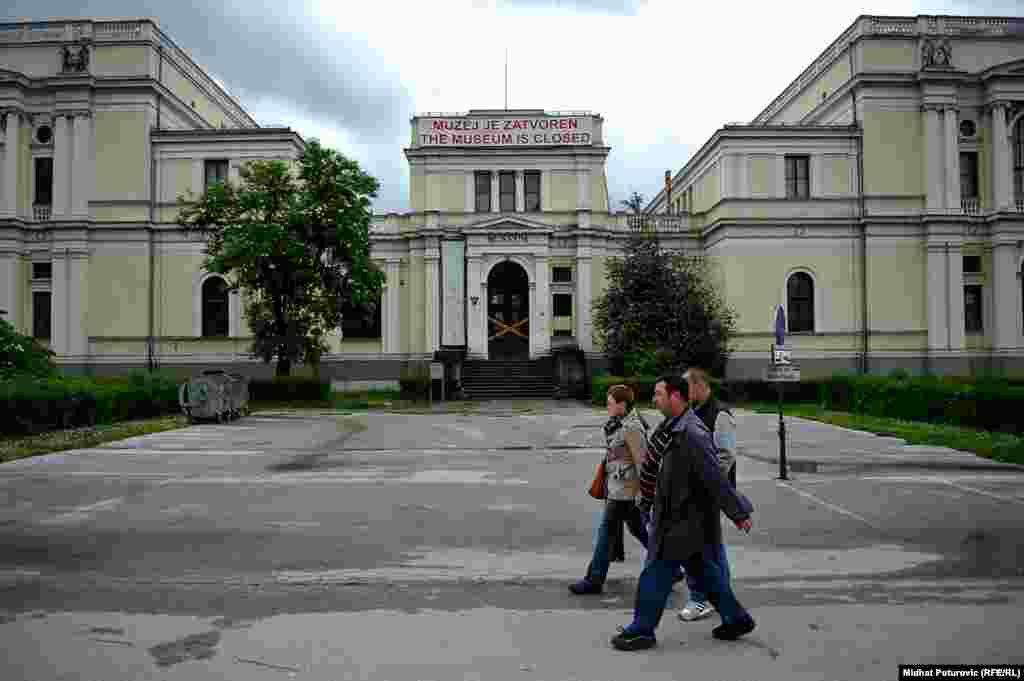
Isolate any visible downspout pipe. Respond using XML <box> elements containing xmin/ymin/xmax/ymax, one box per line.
<box><xmin>850</xmin><ymin>51</ymin><xmax>869</xmax><ymax>376</ymax></box>
<box><xmin>148</xmin><ymin>44</ymin><xmax>164</xmax><ymax>372</ymax></box>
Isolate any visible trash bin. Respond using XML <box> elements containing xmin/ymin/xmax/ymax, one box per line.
<box><xmin>179</xmin><ymin>372</ymin><xmax>230</xmax><ymax>423</ymax></box>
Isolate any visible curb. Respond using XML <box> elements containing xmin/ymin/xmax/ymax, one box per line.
<box><xmin>740</xmin><ymin>451</ymin><xmax>1024</xmax><ymax>474</ymax></box>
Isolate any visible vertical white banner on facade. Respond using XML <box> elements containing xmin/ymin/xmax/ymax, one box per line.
<box><xmin>441</xmin><ymin>240</ymin><xmax>466</xmax><ymax>346</ymax></box>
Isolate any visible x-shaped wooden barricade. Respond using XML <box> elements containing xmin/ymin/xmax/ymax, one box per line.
<box><xmin>488</xmin><ymin>316</ymin><xmax>528</xmax><ymax>341</ymax></box>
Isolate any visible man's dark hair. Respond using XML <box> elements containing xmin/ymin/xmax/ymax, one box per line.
<box><xmin>656</xmin><ymin>374</ymin><xmax>688</xmax><ymax>400</ymax></box>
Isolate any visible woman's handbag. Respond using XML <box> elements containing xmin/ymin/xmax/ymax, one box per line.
<box><xmin>588</xmin><ymin>460</ymin><xmax>607</xmax><ymax>500</ymax></box>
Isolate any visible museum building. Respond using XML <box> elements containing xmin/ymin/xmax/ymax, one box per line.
<box><xmin>3</xmin><ymin>14</ymin><xmax>1024</xmax><ymax>391</ymax></box>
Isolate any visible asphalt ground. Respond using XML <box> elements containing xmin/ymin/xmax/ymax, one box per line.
<box><xmin>1</xmin><ymin>403</ymin><xmax>1023</xmax><ymax>680</ymax></box>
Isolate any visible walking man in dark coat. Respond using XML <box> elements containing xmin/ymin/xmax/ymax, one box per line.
<box><xmin>611</xmin><ymin>373</ymin><xmax>756</xmax><ymax>651</ymax></box>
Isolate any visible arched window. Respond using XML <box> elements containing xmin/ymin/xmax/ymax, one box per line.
<box><xmin>1014</xmin><ymin>117</ymin><xmax>1024</xmax><ymax>203</ymax></box>
<box><xmin>787</xmin><ymin>272</ymin><xmax>814</xmax><ymax>333</ymax></box>
<box><xmin>201</xmin><ymin>276</ymin><xmax>230</xmax><ymax>337</ymax></box>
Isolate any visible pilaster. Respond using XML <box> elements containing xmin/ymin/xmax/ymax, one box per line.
<box><xmin>532</xmin><ymin>256</ymin><xmax>549</xmax><ymax>358</ymax></box>
<box><xmin>71</xmin><ymin>112</ymin><xmax>93</xmax><ymax>220</ymax></box>
<box><xmin>384</xmin><ymin>259</ymin><xmax>402</xmax><ymax>354</ymax></box>
<box><xmin>424</xmin><ymin>251</ymin><xmax>440</xmax><ymax>353</ymax></box>
<box><xmin>2</xmin><ymin>110</ymin><xmax>21</xmax><ymax>218</ymax></box>
<box><xmin>575</xmin><ymin>250</ymin><xmax>593</xmax><ymax>353</ymax></box>
<box><xmin>52</xmin><ymin>114</ymin><xmax>71</xmax><ymax>219</ymax></box>
<box><xmin>515</xmin><ymin>170</ymin><xmax>525</xmax><ymax>212</ymax></box>
<box><xmin>989</xmin><ymin>102</ymin><xmax>1011</xmax><ymax>211</ymax></box>
<box><xmin>491</xmin><ymin>172</ymin><xmax>499</xmax><ymax>213</ymax></box>
<box><xmin>576</xmin><ymin>166</ymin><xmax>592</xmax><ymax>210</ymax></box>
<box><xmin>943</xmin><ymin>107</ymin><xmax>960</xmax><ymax>211</ymax></box>
<box><xmin>990</xmin><ymin>239</ymin><xmax>1019</xmax><ymax>351</ymax></box>
<box><xmin>467</xmin><ymin>256</ymin><xmax>485</xmax><ymax>357</ymax></box>
<box><xmin>50</xmin><ymin>244</ymin><xmax>89</xmax><ymax>359</ymax></box>
<box><xmin>924</xmin><ymin>105</ymin><xmax>944</xmax><ymax>212</ymax></box>
<box><xmin>465</xmin><ymin>170</ymin><xmax>475</xmax><ymax>212</ymax></box>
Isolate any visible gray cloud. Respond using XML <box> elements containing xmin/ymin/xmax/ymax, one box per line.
<box><xmin>496</xmin><ymin>0</ymin><xmax>644</xmax><ymax>14</ymax></box>
<box><xmin>1</xmin><ymin>0</ymin><xmax>413</xmax><ymax>146</ymax></box>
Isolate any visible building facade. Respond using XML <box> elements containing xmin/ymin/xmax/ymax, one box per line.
<box><xmin>647</xmin><ymin>14</ymin><xmax>1024</xmax><ymax>378</ymax></box>
<box><xmin>4</xmin><ymin>14</ymin><xmax>1024</xmax><ymax>385</ymax></box>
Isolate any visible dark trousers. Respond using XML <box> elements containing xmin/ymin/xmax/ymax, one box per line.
<box><xmin>627</xmin><ymin>552</ymin><xmax>750</xmax><ymax>636</ymax></box>
<box><xmin>584</xmin><ymin>499</ymin><xmax>648</xmax><ymax>586</ymax></box>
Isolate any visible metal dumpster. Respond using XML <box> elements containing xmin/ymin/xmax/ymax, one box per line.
<box><xmin>178</xmin><ymin>372</ymin><xmax>231</xmax><ymax>423</ymax></box>
<box><xmin>226</xmin><ymin>372</ymin><xmax>250</xmax><ymax>418</ymax></box>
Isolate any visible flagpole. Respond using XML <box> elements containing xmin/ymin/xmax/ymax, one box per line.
<box><xmin>504</xmin><ymin>48</ymin><xmax>508</xmax><ymax>110</ymax></box>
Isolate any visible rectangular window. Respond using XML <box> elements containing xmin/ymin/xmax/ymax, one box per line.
<box><xmin>34</xmin><ymin>157</ymin><xmax>53</xmax><ymax>205</ymax></box>
<box><xmin>341</xmin><ymin>296</ymin><xmax>382</xmax><ymax>338</ymax></box>
<box><xmin>552</xmin><ymin>266</ymin><xmax>572</xmax><ymax>283</ymax></box>
<box><xmin>32</xmin><ymin>291</ymin><xmax>51</xmax><ymax>340</ymax></box>
<box><xmin>204</xmin><ymin>159</ymin><xmax>229</xmax><ymax>188</ymax></box>
<box><xmin>785</xmin><ymin>155</ymin><xmax>810</xmax><ymax>199</ymax></box>
<box><xmin>964</xmin><ymin>284</ymin><xmax>983</xmax><ymax>333</ymax></box>
<box><xmin>960</xmin><ymin>152</ymin><xmax>979</xmax><ymax>199</ymax></box>
<box><xmin>474</xmin><ymin>171</ymin><xmax>491</xmax><ymax>212</ymax></box>
<box><xmin>524</xmin><ymin>171</ymin><xmax>541</xmax><ymax>212</ymax></box>
<box><xmin>962</xmin><ymin>255</ymin><xmax>982</xmax><ymax>274</ymax></box>
<box><xmin>32</xmin><ymin>262</ymin><xmax>52</xmax><ymax>280</ymax></box>
<box><xmin>499</xmin><ymin>171</ymin><xmax>516</xmax><ymax>212</ymax></box>
<box><xmin>553</xmin><ymin>329</ymin><xmax>573</xmax><ymax>337</ymax></box>
<box><xmin>552</xmin><ymin>293</ymin><xmax>573</xmax><ymax>317</ymax></box>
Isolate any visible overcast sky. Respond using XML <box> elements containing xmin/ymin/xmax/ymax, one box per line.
<box><xmin>4</xmin><ymin>0</ymin><xmax>1024</xmax><ymax>213</ymax></box>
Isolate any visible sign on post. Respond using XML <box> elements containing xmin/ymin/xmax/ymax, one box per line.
<box><xmin>763</xmin><ymin>365</ymin><xmax>802</xmax><ymax>382</ymax></box>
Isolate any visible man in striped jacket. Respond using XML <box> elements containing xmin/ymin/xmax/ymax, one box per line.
<box><xmin>636</xmin><ymin>407</ymin><xmax>685</xmax><ymax>583</ymax></box>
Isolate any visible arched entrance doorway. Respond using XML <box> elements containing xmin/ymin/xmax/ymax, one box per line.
<box><xmin>487</xmin><ymin>260</ymin><xmax>529</xmax><ymax>359</ymax></box>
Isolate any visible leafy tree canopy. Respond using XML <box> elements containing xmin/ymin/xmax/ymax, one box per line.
<box><xmin>178</xmin><ymin>140</ymin><xmax>385</xmax><ymax>376</ymax></box>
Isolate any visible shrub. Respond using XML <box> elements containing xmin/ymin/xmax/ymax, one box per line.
<box><xmin>0</xmin><ymin>318</ymin><xmax>56</xmax><ymax>379</ymax></box>
<box><xmin>399</xmin><ymin>363</ymin><xmax>432</xmax><ymax>400</ymax></box>
<box><xmin>249</xmin><ymin>376</ymin><xmax>330</xmax><ymax>402</ymax></box>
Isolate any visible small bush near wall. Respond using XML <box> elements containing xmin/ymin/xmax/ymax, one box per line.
<box><xmin>248</xmin><ymin>377</ymin><xmax>331</xmax><ymax>402</ymax></box>
<box><xmin>399</xmin><ymin>364</ymin><xmax>431</xmax><ymax>400</ymax></box>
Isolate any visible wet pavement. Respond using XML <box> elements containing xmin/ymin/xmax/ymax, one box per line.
<box><xmin>1</xmin><ymin>401</ymin><xmax>1023</xmax><ymax>680</ymax></box>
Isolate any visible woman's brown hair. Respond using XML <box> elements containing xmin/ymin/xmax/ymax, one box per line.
<box><xmin>607</xmin><ymin>384</ymin><xmax>635</xmax><ymax>411</ymax></box>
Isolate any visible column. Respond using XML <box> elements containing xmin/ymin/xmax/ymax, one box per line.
<box><xmin>990</xmin><ymin>241</ymin><xmax>1018</xmax><ymax>351</ymax></box>
<box><xmin>0</xmin><ymin>253</ymin><xmax>19</xmax><ymax>329</ymax></box>
<box><xmin>947</xmin><ymin>242</ymin><xmax>965</xmax><ymax>350</ymax></box>
<box><xmin>515</xmin><ymin>170</ymin><xmax>524</xmax><ymax>212</ymax></box>
<box><xmin>533</xmin><ymin>256</ymin><xmax>550</xmax><ymax>357</ymax></box>
<box><xmin>71</xmin><ymin>112</ymin><xmax>93</xmax><ymax>220</ymax></box>
<box><xmin>52</xmin><ymin>115</ymin><xmax>71</xmax><ymax>219</ymax></box>
<box><xmin>465</xmin><ymin>170</ymin><xmax>475</xmax><ymax>212</ymax></box>
<box><xmin>466</xmin><ymin>256</ymin><xmax>485</xmax><ymax>357</ymax></box>
<box><xmin>2</xmin><ymin>111</ymin><xmax>20</xmax><ymax>218</ymax></box>
<box><xmin>924</xmin><ymin>106</ymin><xmax>944</xmax><ymax>212</ymax></box>
<box><xmin>65</xmin><ymin>248</ymin><xmax>89</xmax><ymax>358</ymax></box>
<box><xmin>491</xmin><ymin>172</ymin><xmax>499</xmax><ymax>213</ymax></box>
<box><xmin>926</xmin><ymin>240</ymin><xmax>948</xmax><ymax>351</ymax></box>
<box><xmin>424</xmin><ymin>253</ymin><xmax>440</xmax><ymax>353</ymax></box>
<box><xmin>991</xmin><ymin>102</ymin><xmax>1011</xmax><ymax>211</ymax></box>
<box><xmin>384</xmin><ymin>259</ymin><xmax>402</xmax><ymax>354</ymax></box>
<box><xmin>944</xmin><ymin>107</ymin><xmax>961</xmax><ymax>212</ymax></box>
<box><xmin>575</xmin><ymin>253</ymin><xmax>593</xmax><ymax>353</ymax></box>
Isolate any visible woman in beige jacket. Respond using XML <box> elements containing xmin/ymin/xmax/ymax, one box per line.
<box><xmin>569</xmin><ymin>384</ymin><xmax>649</xmax><ymax>595</ymax></box>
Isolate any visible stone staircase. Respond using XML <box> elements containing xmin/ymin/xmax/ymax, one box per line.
<box><xmin>461</xmin><ymin>357</ymin><xmax>557</xmax><ymax>399</ymax></box>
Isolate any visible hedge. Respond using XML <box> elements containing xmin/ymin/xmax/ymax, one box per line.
<box><xmin>1</xmin><ymin>369</ymin><xmax>181</xmax><ymax>436</ymax></box>
<box><xmin>590</xmin><ymin>372</ymin><xmax>1024</xmax><ymax>436</ymax></box>
<box><xmin>248</xmin><ymin>376</ymin><xmax>331</xmax><ymax>402</ymax></box>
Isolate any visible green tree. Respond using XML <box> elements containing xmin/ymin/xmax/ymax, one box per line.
<box><xmin>0</xmin><ymin>317</ymin><xmax>56</xmax><ymax>379</ymax></box>
<box><xmin>619</xmin><ymin>191</ymin><xmax>646</xmax><ymax>214</ymax></box>
<box><xmin>178</xmin><ymin>140</ymin><xmax>385</xmax><ymax>377</ymax></box>
<box><xmin>592</xmin><ymin>234</ymin><xmax>737</xmax><ymax>378</ymax></box>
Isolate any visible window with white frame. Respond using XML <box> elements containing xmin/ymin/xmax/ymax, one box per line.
<box><xmin>786</xmin><ymin>272</ymin><xmax>814</xmax><ymax>333</ymax></box>
<box><xmin>201</xmin><ymin>276</ymin><xmax>230</xmax><ymax>337</ymax></box>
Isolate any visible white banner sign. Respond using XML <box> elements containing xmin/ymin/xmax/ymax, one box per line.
<box><xmin>417</xmin><ymin>116</ymin><xmax>593</xmax><ymax>147</ymax></box>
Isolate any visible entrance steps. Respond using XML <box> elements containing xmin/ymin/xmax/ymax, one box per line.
<box><xmin>461</xmin><ymin>357</ymin><xmax>557</xmax><ymax>399</ymax></box>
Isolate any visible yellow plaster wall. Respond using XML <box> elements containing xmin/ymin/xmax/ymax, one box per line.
<box><xmin>590</xmin><ymin>255</ymin><xmax>609</xmax><ymax>347</ymax></box>
<box><xmin>866</xmin><ymin>241</ymin><xmax>926</xmax><ymax>330</ymax></box>
<box><xmin>438</xmin><ymin>172</ymin><xmax>466</xmax><ymax>212</ymax></box>
<box><xmin>410</xmin><ymin>168</ymin><xmax>426</xmax><ymax>213</ymax></box>
<box><xmin>94</xmin><ymin>111</ymin><xmax>148</xmax><ymax>199</ymax></box>
<box><xmin>546</xmin><ymin>172</ymin><xmax>577</xmax><ymax>213</ymax></box>
<box><xmin>776</xmin><ymin>57</ymin><xmax>851</xmax><ymax>124</ymax></box>
<box><xmin>749</xmin><ymin>156</ymin><xmax>775</xmax><ymax>197</ymax></box>
<box><xmin>825</xmin><ymin>156</ymin><xmax>853</xmax><ymax>195</ymax></box>
<box><xmin>859</xmin><ymin>39</ymin><xmax>917</xmax><ymax>70</ymax></box>
<box><xmin>91</xmin><ymin>45</ymin><xmax>149</xmax><ymax>77</ymax></box>
<box><xmin>340</xmin><ymin>339</ymin><xmax>383</xmax><ymax>353</ymax></box>
<box><xmin>91</xmin><ymin>205</ymin><xmax>150</xmax><ymax>222</ymax></box>
<box><xmin>161</xmin><ymin>158</ymin><xmax>194</xmax><ymax>204</ymax></box>
<box><xmin>863</xmin><ymin>109</ymin><xmax>922</xmax><ymax>196</ymax></box>
<box><xmin>591</xmin><ymin>171</ymin><xmax>608</xmax><ymax>212</ymax></box>
<box><xmin>162</xmin><ymin>59</ymin><xmax>231</xmax><ymax>129</ymax></box>
<box><xmin>88</xmin><ymin>251</ymin><xmax>151</xmax><ymax>337</ymax></box>
<box><xmin>694</xmin><ymin>162</ymin><xmax>721</xmax><ymax>213</ymax></box>
<box><xmin>155</xmin><ymin>253</ymin><xmax>205</xmax><ymax>336</ymax></box>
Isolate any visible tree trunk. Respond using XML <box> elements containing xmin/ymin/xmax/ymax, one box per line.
<box><xmin>276</xmin><ymin>355</ymin><xmax>292</xmax><ymax>377</ymax></box>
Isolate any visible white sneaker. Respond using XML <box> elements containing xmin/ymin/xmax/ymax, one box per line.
<box><xmin>678</xmin><ymin>601</ymin><xmax>716</xmax><ymax>622</ymax></box>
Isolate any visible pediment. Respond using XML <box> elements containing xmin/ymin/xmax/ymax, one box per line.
<box><xmin>461</xmin><ymin>215</ymin><xmax>555</xmax><ymax>233</ymax></box>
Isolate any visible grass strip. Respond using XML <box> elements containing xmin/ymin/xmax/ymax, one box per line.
<box><xmin>0</xmin><ymin>414</ymin><xmax>190</xmax><ymax>463</ymax></box>
<box><xmin>738</xmin><ymin>402</ymin><xmax>1024</xmax><ymax>467</ymax></box>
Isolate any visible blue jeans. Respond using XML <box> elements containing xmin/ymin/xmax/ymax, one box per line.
<box><xmin>626</xmin><ymin>552</ymin><xmax>750</xmax><ymax>636</ymax></box>
<box><xmin>585</xmin><ymin>500</ymin><xmax>648</xmax><ymax>586</ymax></box>
<box><xmin>686</xmin><ymin>542</ymin><xmax>730</xmax><ymax>604</ymax></box>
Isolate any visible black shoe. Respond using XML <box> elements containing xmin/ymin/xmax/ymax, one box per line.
<box><xmin>611</xmin><ymin>629</ymin><xmax>657</xmax><ymax>651</ymax></box>
<box><xmin>568</xmin><ymin>579</ymin><xmax>603</xmax><ymax>595</ymax></box>
<box><xmin>712</xmin><ymin>616</ymin><xmax>756</xmax><ymax>641</ymax></box>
